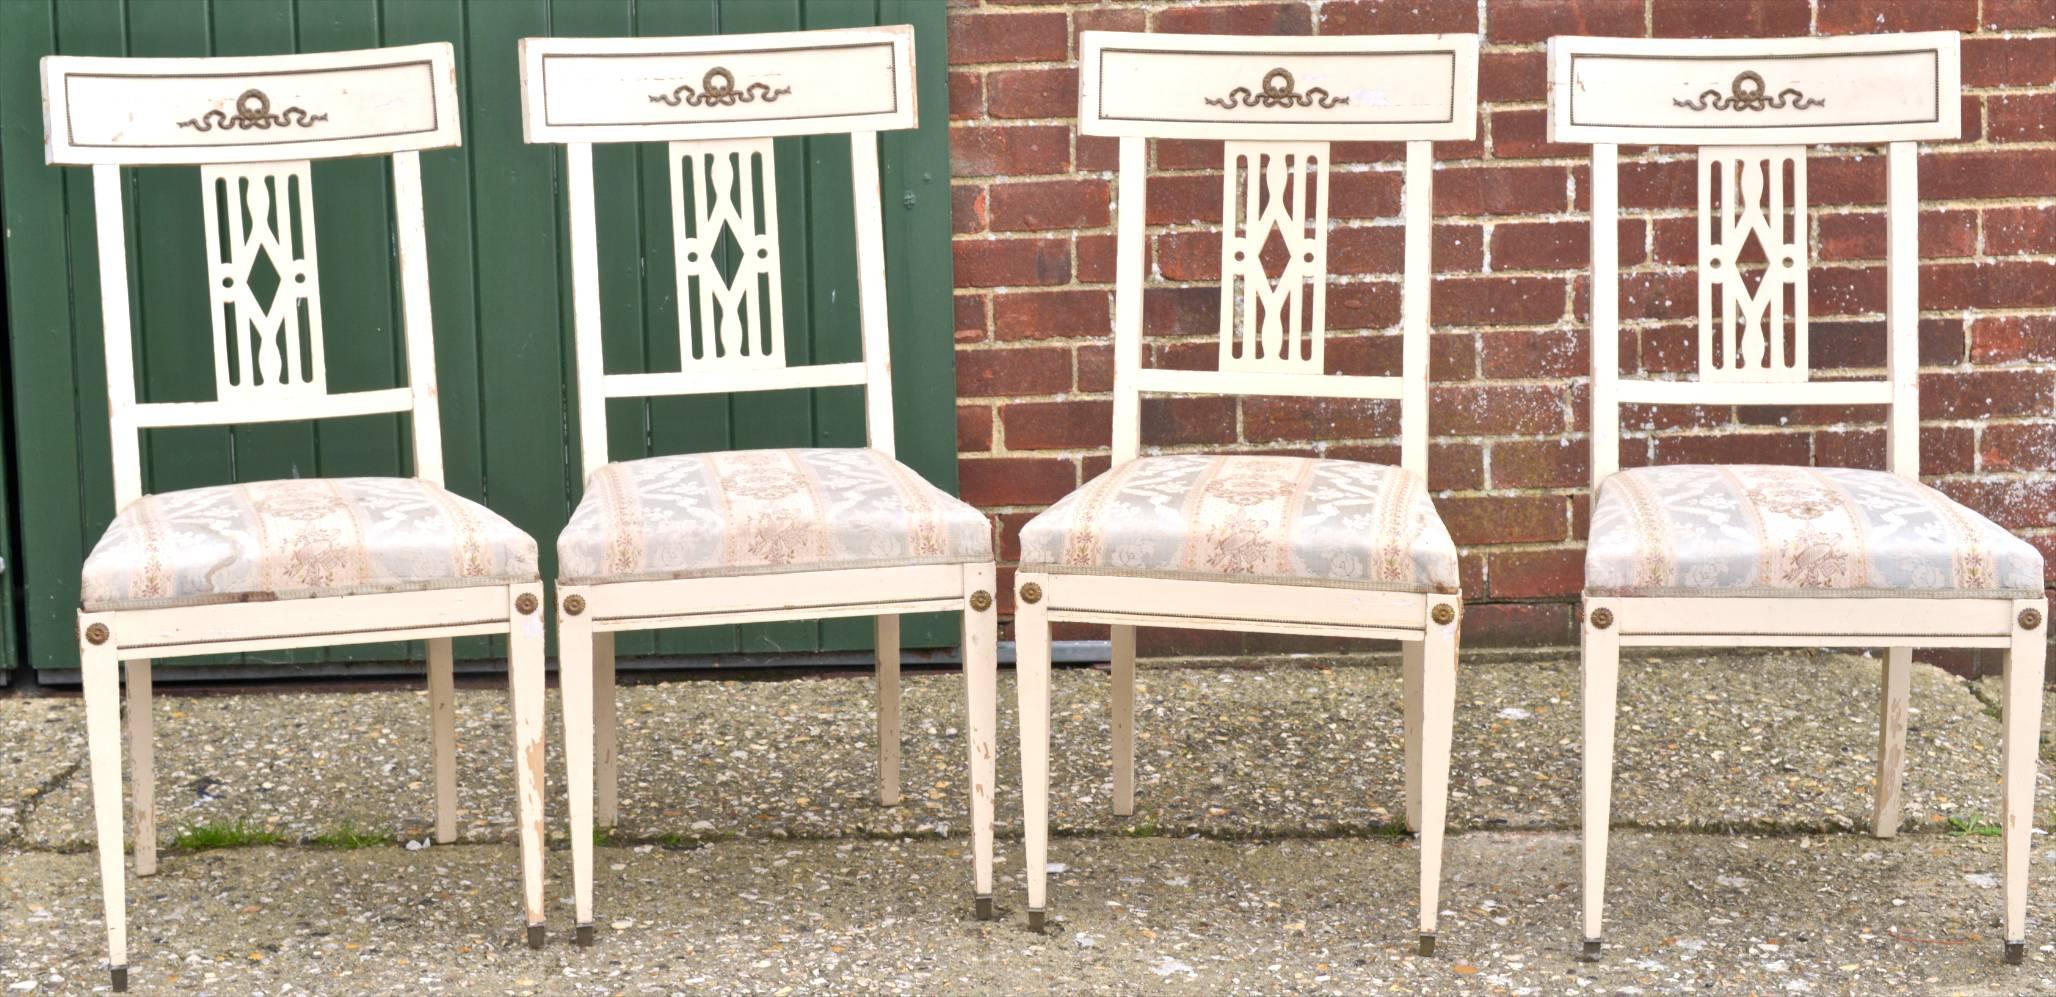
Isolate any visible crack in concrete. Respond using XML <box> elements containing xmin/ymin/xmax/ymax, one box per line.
<box><xmin>4</xmin><ymin>760</ymin><xmax>82</xmax><ymax>847</ymax></box>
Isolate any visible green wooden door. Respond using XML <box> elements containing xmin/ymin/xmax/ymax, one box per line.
<box><xmin>0</xmin><ymin>0</ymin><xmax>959</xmax><ymax>679</ymax></box>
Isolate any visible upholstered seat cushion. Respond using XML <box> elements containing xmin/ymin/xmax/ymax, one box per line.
<box><xmin>81</xmin><ymin>477</ymin><xmax>539</xmax><ymax>611</ymax></box>
<box><xmin>557</xmin><ymin>448</ymin><xmax>992</xmax><ymax>584</ymax></box>
<box><xmin>1586</xmin><ymin>464</ymin><xmax>2044</xmax><ymax>597</ymax></box>
<box><xmin>1017</xmin><ymin>454</ymin><xmax>1459</xmax><ymax>593</ymax></box>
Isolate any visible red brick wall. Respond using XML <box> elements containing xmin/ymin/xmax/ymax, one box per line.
<box><xmin>947</xmin><ymin>0</ymin><xmax>2056</xmax><ymax>654</ymax></box>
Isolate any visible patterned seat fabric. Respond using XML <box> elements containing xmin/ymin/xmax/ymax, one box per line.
<box><xmin>557</xmin><ymin>448</ymin><xmax>992</xmax><ymax>584</ymax></box>
<box><xmin>1018</xmin><ymin>454</ymin><xmax>1459</xmax><ymax>593</ymax></box>
<box><xmin>1586</xmin><ymin>464</ymin><xmax>2045</xmax><ymax>597</ymax></box>
<box><xmin>82</xmin><ymin>477</ymin><xmax>539</xmax><ymax>611</ymax></box>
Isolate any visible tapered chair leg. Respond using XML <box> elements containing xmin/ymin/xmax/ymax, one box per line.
<box><xmin>1110</xmin><ymin>624</ymin><xmax>1136</xmax><ymax>817</ymax></box>
<box><xmin>428</xmin><ymin>638</ymin><xmax>458</xmax><ymax>844</ymax></box>
<box><xmin>127</xmin><ymin>658</ymin><xmax>156</xmax><ymax>877</ymax></box>
<box><xmin>1016</xmin><ymin>576</ymin><xmax>1053</xmax><ymax>933</ymax></box>
<box><xmin>559</xmin><ymin>588</ymin><xmax>598</xmax><ymax>947</ymax></box>
<box><xmin>1414</xmin><ymin>600</ymin><xmax>1460</xmax><ymax>957</ymax></box>
<box><xmin>81</xmin><ymin>628</ymin><xmax>129</xmax><ymax>990</ymax></box>
<box><xmin>962</xmin><ymin>565</ymin><xmax>998</xmax><ymax>919</ymax></box>
<box><xmin>2001</xmin><ymin>601</ymin><xmax>2045</xmax><ymax>964</ymax></box>
<box><xmin>594</xmin><ymin>631</ymin><xmax>618</xmax><ymax>829</ymax></box>
<box><xmin>1873</xmin><ymin>646</ymin><xmax>1911</xmax><ymax>838</ymax></box>
<box><xmin>876</xmin><ymin>614</ymin><xmax>901</xmax><ymax>807</ymax></box>
<box><xmin>506</xmin><ymin>585</ymin><xmax>549</xmax><ymax>949</ymax></box>
<box><xmin>1402</xmin><ymin>640</ymin><xmax>1425</xmax><ymax>834</ymax></box>
<box><xmin>1580</xmin><ymin>601</ymin><xmax>1621</xmax><ymax>962</ymax></box>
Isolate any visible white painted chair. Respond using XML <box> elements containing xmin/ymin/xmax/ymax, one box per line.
<box><xmin>40</xmin><ymin>45</ymin><xmax>550</xmax><ymax>990</ymax></box>
<box><xmin>519</xmin><ymin>25</ymin><xmax>998</xmax><ymax>945</ymax></box>
<box><xmin>1550</xmin><ymin>32</ymin><xmax>2049</xmax><ymax>964</ymax></box>
<box><xmin>1013</xmin><ymin>32</ymin><xmax>1480</xmax><ymax>953</ymax></box>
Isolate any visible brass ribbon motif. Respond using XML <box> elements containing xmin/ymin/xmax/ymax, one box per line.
<box><xmin>650</xmin><ymin>67</ymin><xmax>792</xmax><ymax>108</ymax></box>
<box><xmin>176</xmin><ymin>89</ymin><xmax>328</xmax><ymax>132</ymax></box>
<box><xmin>1673</xmin><ymin>71</ymin><xmax>1824</xmax><ymax>112</ymax></box>
<box><xmin>1204</xmin><ymin>67</ymin><xmax>1348</xmax><ymax>110</ymax></box>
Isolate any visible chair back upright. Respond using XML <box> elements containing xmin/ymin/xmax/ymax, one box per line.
<box><xmin>42</xmin><ymin>44</ymin><xmax>464</xmax><ymax>509</ymax></box>
<box><xmin>1078</xmin><ymin>31</ymin><xmax>1480</xmax><ymax>475</ymax></box>
<box><xmin>1547</xmin><ymin>32</ymin><xmax>1963</xmax><ymax>488</ymax></box>
<box><xmin>519</xmin><ymin>25</ymin><xmax>920</xmax><ymax>481</ymax></box>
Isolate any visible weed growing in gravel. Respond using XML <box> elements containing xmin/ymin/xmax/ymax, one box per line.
<box><xmin>1947</xmin><ymin>812</ymin><xmax>2002</xmax><ymax>837</ymax></box>
<box><xmin>310</xmin><ymin>823</ymin><xmax>393</xmax><ymax>849</ymax></box>
<box><xmin>172</xmin><ymin>820</ymin><xmax>286</xmax><ymax>851</ymax></box>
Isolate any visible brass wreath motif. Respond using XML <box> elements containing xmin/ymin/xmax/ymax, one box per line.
<box><xmin>1673</xmin><ymin>71</ymin><xmax>1824</xmax><ymax>112</ymax></box>
<box><xmin>969</xmin><ymin>590</ymin><xmax>993</xmax><ymax>612</ymax></box>
<box><xmin>84</xmin><ymin>622</ymin><xmax>110</xmax><ymax>645</ymax></box>
<box><xmin>1019</xmin><ymin>582</ymin><xmax>1043</xmax><ymax>605</ymax></box>
<box><xmin>515</xmin><ymin>593</ymin><xmax>540</xmax><ymax>616</ymax></box>
<box><xmin>1204</xmin><ymin>67</ymin><xmax>1348</xmax><ymax>110</ymax></box>
<box><xmin>1589</xmin><ymin>607</ymin><xmax>1614</xmax><ymax>630</ymax></box>
<box><xmin>650</xmin><ymin>67</ymin><xmax>792</xmax><ymax>108</ymax></box>
<box><xmin>2024</xmin><ymin>608</ymin><xmax>2045</xmax><ymax>631</ymax></box>
<box><xmin>564</xmin><ymin>594</ymin><xmax>587</xmax><ymax>617</ymax></box>
<box><xmin>1431</xmin><ymin>604</ymin><xmax>1456</xmax><ymax>626</ymax></box>
<box><xmin>176</xmin><ymin>88</ymin><xmax>329</xmax><ymax>132</ymax></box>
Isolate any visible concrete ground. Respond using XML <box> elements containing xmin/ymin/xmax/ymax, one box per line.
<box><xmin>1</xmin><ymin>649</ymin><xmax>2053</xmax><ymax>993</ymax></box>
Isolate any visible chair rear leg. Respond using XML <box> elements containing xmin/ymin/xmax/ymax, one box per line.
<box><xmin>595</xmin><ymin>630</ymin><xmax>618</xmax><ymax>828</ymax></box>
<box><xmin>1111</xmin><ymin>624</ymin><xmax>1136</xmax><ymax>817</ymax></box>
<box><xmin>428</xmin><ymin>638</ymin><xmax>458</xmax><ymax>844</ymax></box>
<box><xmin>1872</xmin><ymin>646</ymin><xmax>1911</xmax><ymax>838</ymax></box>
<box><xmin>876</xmin><ymin>614</ymin><xmax>901</xmax><ymax>807</ymax></box>
<box><xmin>1414</xmin><ymin>602</ymin><xmax>1459</xmax><ymax>957</ymax></box>
<box><xmin>82</xmin><ymin>629</ymin><xmax>129</xmax><ymax>990</ymax></box>
<box><xmin>1403</xmin><ymin>639</ymin><xmax>1425</xmax><ymax>834</ymax></box>
<box><xmin>1016</xmin><ymin>576</ymin><xmax>1053</xmax><ymax>932</ymax></box>
<box><xmin>127</xmin><ymin>658</ymin><xmax>156</xmax><ymax>876</ymax></box>
<box><xmin>2002</xmin><ymin>602</ymin><xmax>2046</xmax><ymax>964</ymax></box>
<box><xmin>1581</xmin><ymin>601</ymin><xmax>1621</xmax><ymax>962</ymax></box>
<box><xmin>963</xmin><ymin>565</ymin><xmax>998</xmax><ymax>919</ymax></box>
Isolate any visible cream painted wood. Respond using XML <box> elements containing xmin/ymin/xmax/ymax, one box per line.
<box><xmin>524</xmin><ymin>28</ymin><xmax>996</xmax><ymax>931</ymax></box>
<box><xmin>876</xmin><ymin>614</ymin><xmax>902</xmax><ymax>807</ymax></box>
<box><xmin>1220</xmin><ymin>142</ymin><xmax>1328</xmax><ymax>375</ymax></box>
<box><xmin>126</xmin><ymin>659</ymin><xmax>155</xmax><ymax>877</ymax></box>
<box><xmin>54</xmin><ymin>47</ymin><xmax>547</xmax><ymax>988</ymax></box>
<box><xmin>1872</xmin><ymin>646</ymin><xmax>1911</xmax><ymax>838</ymax></box>
<box><xmin>1884</xmin><ymin>142</ymin><xmax>1920</xmax><ymax>476</ymax></box>
<box><xmin>1586</xmin><ymin>143</ymin><xmax>1620</xmax><ymax>490</ymax></box>
<box><xmin>42</xmin><ymin>43</ymin><xmax>461</xmax><ymax>166</ymax></box>
<box><xmin>1579</xmin><ymin>601</ymin><xmax>1621</xmax><ymax>952</ymax></box>
<box><xmin>2002</xmin><ymin>604</ymin><xmax>2046</xmax><ymax>952</ymax></box>
<box><xmin>1414</xmin><ymin>597</ymin><xmax>1459</xmax><ymax>941</ymax></box>
<box><xmin>1697</xmin><ymin>147</ymin><xmax>1807</xmax><ymax>382</ymax></box>
<box><xmin>1014</xmin><ymin>574</ymin><xmax>1053</xmax><ymax>927</ymax></box>
<box><xmin>1399</xmin><ymin>141</ymin><xmax>1433</xmax><ymax>476</ymax></box>
<box><xmin>428</xmin><ymin>637</ymin><xmax>458</xmax><ymax>844</ymax></box>
<box><xmin>1402</xmin><ymin>640</ymin><xmax>1424</xmax><ymax>833</ymax></box>
<box><xmin>1110</xmin><ymin>624</ymin><xmax>1136</xmax><ymax>817</ymax></box>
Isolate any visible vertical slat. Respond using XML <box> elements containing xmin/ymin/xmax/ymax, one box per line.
<box><xmin>1588</xmin><ymin>144</ymin><xmax>1620</xmax><ymax>488</ymax></box>
<box><xmin>1884</xmin><ymin>141</ymin><xmax>1920</xmax><ymax>478</ymax></box>
<box><xmin>93</xmin><ymin>166</ymin><xmax>144</xmax><ymax>509</ymax></box>
<box><xmin>1110</xmin><ymin>136</ymin><xmax>1147</xmax><ymax>467</ymax></box>
<box><xmin>566</xmin><ymin>143</ymin><xmax>611</xmax><ymax>479</ymax></box>
<box><xmin>850</xmin><ymin>131</ymin><xmax>896</xmax><ymax>455</ymax></box>
<box><xmin>1399</xmin><ymin>140</ymin><xmax>1432</xmax><ymax>478</ymax></box>
<box><xmin>393</xmin><ymin>151</ymin><xmax>447</xmax><ymax>486</ymax></box>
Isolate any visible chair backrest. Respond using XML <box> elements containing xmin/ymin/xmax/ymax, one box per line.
<box><xmin>41</xmin><ymin>44</ymin><xmax>463</xmax><ymax>509</ymax></box>
<box><xmin>1547</xmin><ymin>32</ymin><xmax>1962</xmax><ymax>488</ymax></box>
<box><xmin>1078</xmin><ymin>31</ymin><xmax>1479</xmax><ymax>474</ymax></box>
<box><xmin>518</xmin><ymin>25</ymin><xmax>919</xmax><ymax>480</ymax></box>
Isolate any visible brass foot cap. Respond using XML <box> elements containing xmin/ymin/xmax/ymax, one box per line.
<box><xmin>527</xmin><ymin>924</ymin><xmax>545</xmax><ymax>949</ymax></box>
<box><xmin>576</xmin><ymin>923</ymin><xmax>595</xmax><ymax>948</ymax></box>
<box><xmin>110</xmin><ymin>966</ymin><xmax>128</xmax><ymax>992</ymax></box>
<box><xmin>2006</xmin><ymin>940</ymin><xmax>2026</xmax><ymax>965</ymax></box>
<box><xmin>1417</xmin><ymin>934</ymin><xmax>1436</xmax><ymax>957</ymax></box>
<box><xmin>975</xmin><ymin>896</ymin><xmax>994</xmax><ymax>921</ymax></box>
<box><xmin>1581</xmin><ymin>939</ymin><xmax>1602</xmax><ymax>962</ymax></box>
<box><xmin>1027</xmin><ymin>909</ymin><xmax>1046</xmax><ymax>933</ymax></box>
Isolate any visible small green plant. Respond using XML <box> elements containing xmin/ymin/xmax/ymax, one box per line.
<box><xmin>310</xmin><ymin>823</ymin><xmax>392</xmax><ymax>849</ymax></box>
<box><xmin>592</xmin><ymin>825</ymin><xmax>614</xmax><ymax>847</ymax></box>
<box><xmin>1947</xmin><ymin>812</ymin><xmax>2002</xmax><ymax>837</ymax></box>
<box><xmin>1125</xmin><ymin>821</ymin><xmax>1161</xmax><ymax>838</ymax></box>
<box><xmin>172</xmin><ymin>819</ymin><xmax>286</xmax><ymax>851</ymax></box>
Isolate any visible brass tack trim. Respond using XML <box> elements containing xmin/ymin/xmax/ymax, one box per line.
<box><xmin>1020</xmin><ymin>582</ymin><xmax>1043</xmax><ymax>605</ymax></box>
<box><xmin>515</xmin><ymin>593</ymin><xmax>539</xmax><ymax>616</ymax></box>
<box><xmin>1590</xmin><ymin>607</ymin><xmax>1614</xmax><ymax>630</ymax></box>
<box><xmin>564</xmin><ymin>594</ymin><xmax>587</xmax><ymax>617</ymax></box>
<box><xmin>2023</xmin><ymin>608</ymin><xmax>2044</xmax><ymax>632</ymax></box>
<box><xmin>1431</xmin><ymin>604</ymin><xmax>1456</xmax><ymax>626</ymax></box>
<box><xmin>969</xmin><ymin>590</ymin><xmax>993</xmax><ymax>612</ymax></box>
<box><xmin>85</xmin><ymin>622</ymin><xmax>110</xmax><ymax>645</ymax></box>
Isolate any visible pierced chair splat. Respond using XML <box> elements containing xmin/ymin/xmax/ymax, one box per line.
<box><xmin>519</xmin><ymin>24</ymin><xmax>1001</xmax><ymax>943</ymax></box>
<box><xmin>42</xmin><ymin>43</ymin><xmax>550</xmax><ymax>991</ymax></box>
<box><xmin>1549</xmin><ymin>31</ymin><xmax>2047</xmax><ymax>965</ymax></box>
<box><xmin>1013</xmin><ymin>30</ymin><xmax>1480</xmax><ymax>955</ymax></box>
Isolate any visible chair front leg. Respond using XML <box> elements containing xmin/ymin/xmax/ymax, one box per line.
<box><xmin>962</xmin><ymin>564</ymin><xmax>998</xmax><ymax>919</ymax></box>
<box><xmin>1414</xmin><ymin>598</ymin><xmax>1460</xmax><ymax>957</ymax></box>
<box><xmin>1580</xmin><ymin>599</ymin><xmax>1621</xmax><ymax>962</ymax></box>
<box><xmin>876</xmin><ymin>614</ymin><xmax>902</xmax><ymax>807</ymax></box>
<box><xmin>2001</xmin><ymin>600</ymin><xmax>2046</xmax><ymax>964</ymax></box>
<box><xmin>505</xmin><ymin>584</ymin><xmax>549</xmax><ymax>949</ymax></box>
<box><xmin>1111</xmin><ymin>624</ymin><xmax>1136</xmax><ymax>817</ymax></box>
<box><xmin>127</xmin><ymin>658</ymin><xmax>156</xmax><ymax>877</ymax></box>
<box><xmin>81</xmin><ymin>621</ymin><xmax>129</xmax><ymax>991</ymax></box>
<box><xmin>1015</xmin><ymin>574</ymin><xmax>1053</xmax><ymax>932</ymax></box>
<box><xmin>428</xmin><ymin>637</ymin><xmax>458</xmax><ymax>844</ymax></box>
<box><xmin>558</xmin><ymin>586</ymin><xmax>598</xmax><ymax>947</ymax></box>
<box><xmin>1873</xmin><ymin>646</ymin><xmax>1912</xmax><ymax>838</ymax></box>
